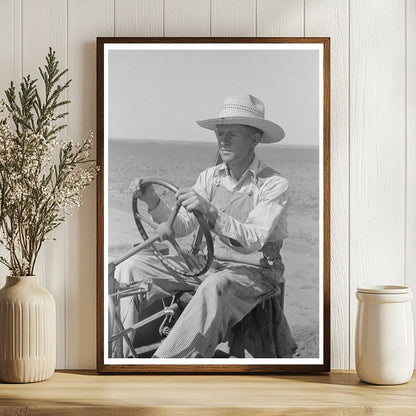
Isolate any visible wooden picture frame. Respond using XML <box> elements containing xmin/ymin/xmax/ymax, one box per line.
<box><xmin>97</xmin><ymin>37</ymin><xmax>330</xmax><ymax>373</ymax></box>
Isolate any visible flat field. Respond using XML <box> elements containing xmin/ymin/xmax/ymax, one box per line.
<box><xmin>108</xmin><ymin>139</ymin><xmax>320</xmax><ymax>358</ymax></box>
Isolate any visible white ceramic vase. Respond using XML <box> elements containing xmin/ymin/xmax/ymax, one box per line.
<box><xmin>0</xmin><ymin>276</ymin><xmax>56</xmax><ymax>383</ymax></box>
<box><xmin>355</xmin><ymin>285</ymin><xmax>414</xmax><ymax>385</ymax></box>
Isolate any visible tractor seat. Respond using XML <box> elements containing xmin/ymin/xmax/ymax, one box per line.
<box><xmin>159</xmin><ymin>279</ymin><xmax>288</xmax><ymax>358</ymax></box>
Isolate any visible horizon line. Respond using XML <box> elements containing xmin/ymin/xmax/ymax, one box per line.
<box><xmin>109</xmin><ymin>137</ymin><xmax>319</xmax><ymax>149</ymax></box>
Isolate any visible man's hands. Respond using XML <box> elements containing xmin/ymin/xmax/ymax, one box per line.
<box><xmin>129</xmin><ymin>178</ymin><xmax>160</xmax><ymax>211</ymax></box>
<box><xmin>175</xmin><ymin>188</ymin><xmax>209</xmax><ymax>213</ymax></box>
<box><xmin>129</xmin><ymin>179</ymin><xmax>218</xmax><ymax>226</ymax></box>
<box><xmin>175</xmin><ymin>187</ymin><xmax>218</xmax><ymax>227</ymax></box>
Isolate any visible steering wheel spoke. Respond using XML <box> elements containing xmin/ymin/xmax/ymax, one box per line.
<box><xmin>166</xmin><ymin>202</ymin><xmax>181</xmax><ymax>228</ymax></box>
<box><xmin>132</xmin><ymin>178</ymin><xmax>214</xmax><ymax>277</ymax></box>
<box><xmin>168</xmin><ymin>237</ymin><xmax>200</xmax><ymax>272</ymax></box>
<box><xmin>133</xmin><ymin>211</ymin><xmax>159</xmax><ymax>230</ymax></box>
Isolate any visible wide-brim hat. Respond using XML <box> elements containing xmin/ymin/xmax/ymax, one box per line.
<box><xmin>196</xmin><ymin>94</ymin><xmax>285</xmax><ymax>144</ymax></box>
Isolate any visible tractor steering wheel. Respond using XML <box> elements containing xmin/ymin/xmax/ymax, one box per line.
<box><xmin>131</xmin><ymin>178</ymin><xmax>214</xmax><ymax>278</ymax></box>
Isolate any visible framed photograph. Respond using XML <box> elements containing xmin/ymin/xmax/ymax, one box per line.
<box><xmin>97</xmin><ymin>37</ymin><xmax>330</xmax><ymax>373</ymax></box>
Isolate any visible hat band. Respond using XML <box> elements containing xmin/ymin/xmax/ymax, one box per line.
<box><xmin>219</xmin><ymin>103</ymin><xmax>264</xmax><ymax>119</ymax></box>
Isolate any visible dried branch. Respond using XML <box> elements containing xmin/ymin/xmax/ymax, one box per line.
<box><xmin>0</xmin><ymin>49</ymin><xmax>97</xmax><ymax>276</ymax></box>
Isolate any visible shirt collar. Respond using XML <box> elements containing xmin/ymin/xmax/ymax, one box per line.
<box><xmin>215</xmin><ymin>154</ymin><xmax>263</xmax><ymax>182</ymax></box>
<box><xmin>247</xmin><ymin>154</ymin><xmax>262</xmax><ymax>179</ymax></box>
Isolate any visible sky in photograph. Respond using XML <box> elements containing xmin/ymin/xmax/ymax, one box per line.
<box><xmin>108</xmin><ymin>48</ymin><xmax>320</xmax><ymax>146</ymax></box>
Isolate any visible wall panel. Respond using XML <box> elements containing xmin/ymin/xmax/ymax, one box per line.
<box><xmin>67</xmin><ymin>0</ymin><xmax>114</xmax><ymax>369</ymax></box>
<box><xmin>0</xmin><ymin>0</ymin><xmax>13</xmax><ymax>101</ymax></box>
<box><xmin>349</xmin><ymin>0</ymin><xmax>406</xmax><ymax>368</ymax></box>
<box><xmin>0</xmin><ymin>0</ymin><xmax>21</xmax><ymax>98</ymax></box>
<box><xmin>406</xmin><ymin>0</ymin><xmax>416</xmax><ymax>364</ymax></box>
<box><xmin>257</xmin><ymin>0</ymin><xmax>303</xmax><ymax>36</ymax></box>
<box><xmin>165</xmin><ymin>0</ymin><xmax>210</xmax><ymax>37</ymax></box>
<box><xmin>115</xmin><ymin>0</ymin><xmax>163</xmax><ymax>37</ymax></box>
<box><xmin>0</xmin><ymin>0</ymin><xmax>22</xmax><ymax>288</ymax></box>
<box><xmin>22</xmin><ymin>0</ymin><xmax>68</xmax><ymax>369</ymax></box>
<box><xmin>211</xmin><ymin>0</ymin><xmax>255</xmax><ymax>37</ymax></box>
<box><xmin>0</xmin><ymin>0</ymin><xmax>414</xmax><ymax>370</ymax></box>
<box><xmin>305</xmin><ymin>0</ymin><xmax>350</xmax><ymax>369</ymax></box>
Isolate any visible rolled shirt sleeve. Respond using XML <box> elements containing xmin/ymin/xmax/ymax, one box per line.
<box><xmin>214</xmin><ymin>176</ymin><xmax>289</xmax><ymax>252</ymax></box>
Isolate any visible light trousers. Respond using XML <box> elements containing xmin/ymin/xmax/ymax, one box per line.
<box><xmin>114</xmin><ymin>252</ymin><xmax>279</xmax><ymax>358</ymax></box>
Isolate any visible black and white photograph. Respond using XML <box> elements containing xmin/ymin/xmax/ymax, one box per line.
<box><xmin>97</xmin><ymin>38</ymin><xmax>330</xmax><ymax>373</ymax></box>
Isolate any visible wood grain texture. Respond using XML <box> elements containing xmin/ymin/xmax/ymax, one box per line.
<box><xmin>0</xmin><ymin>371</ymin><xmax>415</xmax><ymax>415</ymax></box>
<box><xmin>305</xmin><ymin>0</ymin><xmax>350</xmax><ymax>370</ymax></box>
<box><xmin>67</xmin><ymin>0</ymin><xmax>114</xmax><ymax>370</ymax></box>
<box><xmin>22</xmin><ymin>0</ymin><xmax>68</xmax><ymax>369</ymax></box>
<box><xmin>257</xmin><ymin>0</ymin><xmax>304</xmax><ymax>36</ymax></box>
<box><xmin>115</xmin><ymin>0</ymin><xmax>163</xmax><ymax>37</ymax></box>
<box><xmin>164</xmin><ymin>0</ymin><xmax>210</xmax><ymax>36</ymax></box>
<box><xmin>406</xmin><ymin>0</ymin><xmax>416</xmax><ymax>365</ymax></box>
<box><xmin>211</xmin><ymin>0</ymin><xmax>255</xmax><ymax>37</ymax></box>
<box><xmin>349</xmin><ymin>0</ymin><xmax>406</xmax><ymax>368</ymax></box>
<box><xmin>96</xmin><ymin>37</ymin><xmax>105</xmax><ymax>378</ymax></box>
<box><xmin>323</xmin><ymin>37</ymin><xmax>332</xmax><ymax>375</ymax></box>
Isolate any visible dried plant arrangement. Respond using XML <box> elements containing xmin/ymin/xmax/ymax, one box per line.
<box><xmin>0</xmin><ymin>48</ymin><xmax>97</xmax><ymax>276</ymax></box>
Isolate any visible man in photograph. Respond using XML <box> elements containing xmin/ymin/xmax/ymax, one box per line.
<box><xmin>115</xmin><ymin>93</ymin><xmax>297</xmax><ymax>358</ymax></box>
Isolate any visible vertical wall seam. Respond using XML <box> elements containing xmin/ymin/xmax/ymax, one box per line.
<box><xmin>20</xmin><ymin>0</ymin><xmax>23</xmax><ymax>80</ymax></box>
<box><xmin>210</xmin><ymin>0</ymin><xmax>212</xmax><ymax>37</ymax></box>
<box><xmin>163</xmin><ymin>0</ymin><xmax>165</xmax><ymax>37</ymax></box>
<box><xmin>65</xmin><ymin>0</ymin><xmax>69</xmax><ymax>370</ymax></box>
<box><xmin>348</xmin><ymin>0</ymin><xmax>352</xmax><ymax>370</ymax></box>
<box><xmin>303</xmin><ymin>0</ymin><xmax>305</xmax><ymax>37</ymax></box>
<box><xmin>113</xmin><ymin>0</ymin><xmax>116</xmax><ymax>37</ymax></box>
<box><xmin>404</xmin><ymin>0</ymin><xmax>407</xmax><ymax>286</ymax></box>
<box><xmin>255</xmin><ymin>0</ymin><xmax>257</xmax><ymax>37</ymax></box>
<box><xmin>12</xmin><ymin>0</ymin><xmax>14</xmax><ymax>78</ymax></box>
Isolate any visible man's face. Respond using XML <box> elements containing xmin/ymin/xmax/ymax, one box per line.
<box><xmin>215</xmin><ymin>124</ymin><xmax>259</xmax><ymax>164</ymax></box>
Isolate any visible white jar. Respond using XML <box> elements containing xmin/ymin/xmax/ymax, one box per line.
<box><xmin>355</xmin><ymin>285</ymin><xmax>414</xmax><ymax>385</ymax></box>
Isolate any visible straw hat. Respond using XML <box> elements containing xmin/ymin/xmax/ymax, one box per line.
<box><xmin>196</xmin><ymin>94</ymin><xmax>285</xmax><ymax>143</ymax></box>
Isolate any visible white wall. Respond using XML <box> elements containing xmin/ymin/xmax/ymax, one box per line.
<box><xmin>0</xmin><ymin>0</ymin><xmax>414</xmax><ymax>370</ymax></box>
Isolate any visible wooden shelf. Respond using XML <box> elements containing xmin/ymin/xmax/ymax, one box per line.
<box><xmin>0</xmin><ymin>370</ymin><xmax>415</xmax><ymax>415</ymax></box>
